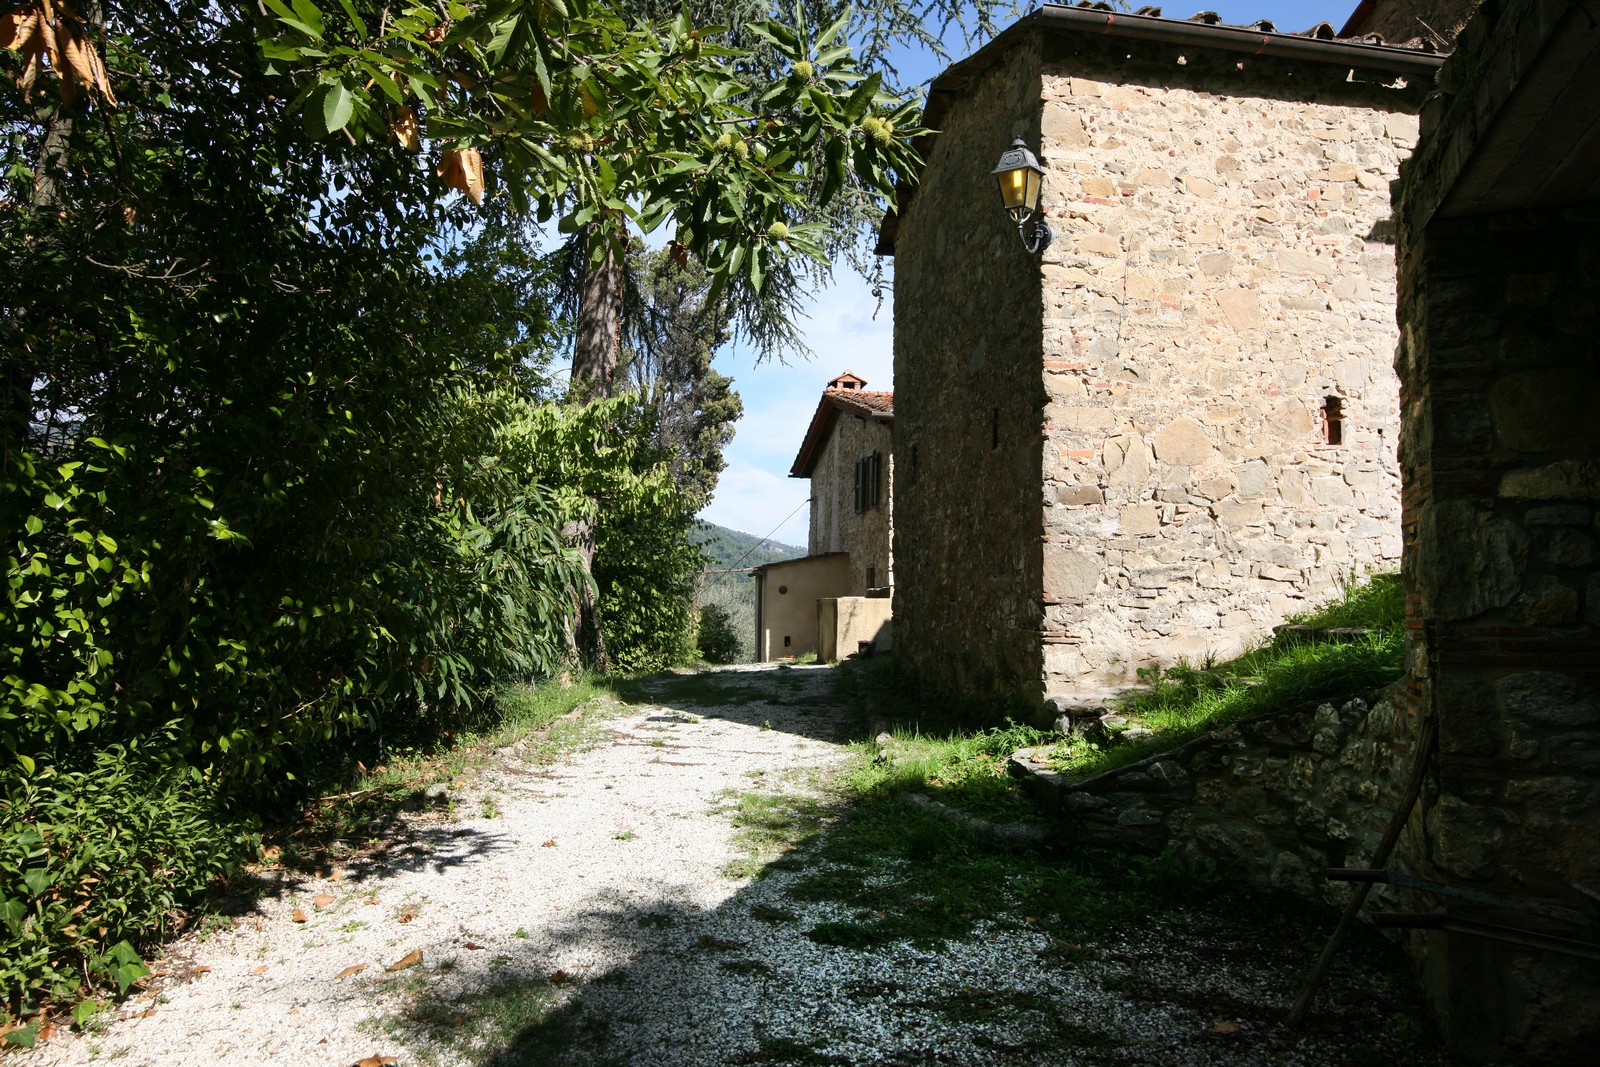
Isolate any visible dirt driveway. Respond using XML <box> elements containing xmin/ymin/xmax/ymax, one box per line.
<box><xmin>28</xmin><ymin>664</ymin><xmax>1455</xmax><ymax>1066</ymax></box>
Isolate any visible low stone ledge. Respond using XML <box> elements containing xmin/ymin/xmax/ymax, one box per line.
<box><xmin>1010</xmin><ymin>690</ymin><xmax>1421</xmax><ymax>901</ymax></box>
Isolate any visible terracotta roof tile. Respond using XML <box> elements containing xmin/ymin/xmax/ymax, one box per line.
<box><xmin>790</xmin><ymin>387</ymin><xmax>894</xmax><ymax>478</ymax></box>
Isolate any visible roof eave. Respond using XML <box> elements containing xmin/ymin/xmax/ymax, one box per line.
<box><xmin>876</xmin><ymin>3</ymin><xmax>1445</xmax><ymax>256</ymax></box>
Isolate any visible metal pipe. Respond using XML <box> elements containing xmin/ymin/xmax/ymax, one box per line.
<box><xmin>1038</xmin><ymin>4</ymin><xmax>1445</xmax><ymax>77</ymax></box>
<box><xmin>1372</xmin><ymin>913</ymin><xmax>1600</xmax><ymax>962</ymax></box>
<box><xmin>1327</xmin><ymin>868</ymin><xmax>1591</xmax><ymax>925</ymax></box>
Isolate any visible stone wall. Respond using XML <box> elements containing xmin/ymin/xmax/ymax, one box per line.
<box><xmin>1014</xmin><ymin>692</ymin><xmax>1423</xmax><ymax>904</ymax></box>
<box><xmin>808</xmin><ymin>411</ymin><xmax>894</xmax><ymax>594</ymax></box>
<box><xmin>1394</xmin><ymin>202</ymin><xmax>1600</xmax><ymax>1062</ymax></box>
<box><xmin>1034</xmin><ymin>36</ymin><xmax>1428</xmax><ymax>691</ymax></box>
<box><xmin>1344</xmin><ymin>0</ymin><xmax>1480</xmax><ymax>45</ymax></box>
<box><xmin>892</xmin><ymin>39</ymin><xmax>1049</xmax><ymax>709</ymax></box>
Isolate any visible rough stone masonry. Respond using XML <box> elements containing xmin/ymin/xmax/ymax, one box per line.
<box><xmin>890</xmin><ymin>17</ymin><xmax>1432</xmax><ymax>708</ymax></box>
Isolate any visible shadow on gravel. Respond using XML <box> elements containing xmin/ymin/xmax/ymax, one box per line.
<box><xmin>373</xmin><ymin>667</ymin><xmax>1450</xmax><ymax>1067</ymax></box>
<box><xmin>618</xmin><ymin>664</ymin><xmax>856</xmax><ymax>746</ymax></box>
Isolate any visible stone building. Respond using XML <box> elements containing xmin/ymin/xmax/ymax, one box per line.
<box><xmin>1339</xmin><ymin>0</ymin><xmax>1480</xmax><ymax>47</ymax></box>
<box><xmin>879</xmin><ymin>4</ymin><xmax>1441</xmax><ymax>709</ymax></box>
<box><xmin>1390</xmin><ymin>0</ymin><xmax>1600</xmax><ymax>1057</ymax></box>
<box><xmin>752</xmin><ymin>373</ymin><xmax>894</xmax><ymax>660</ymax></box>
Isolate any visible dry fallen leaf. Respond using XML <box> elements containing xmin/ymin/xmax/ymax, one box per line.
<box><xmin>314</xmin><ymin>893</ymin><xmax>335</xmax><ymax>908</ymax></box>
<box><xmin>335</xmin><ymin>963</ymin><xmax>369</xmax><ymax>980</ymax></box>
<box><xmin>350</xmin><ymin>1056</ymin><xmax>398</xmax><ymax>1067</ymax></box>
<box><xmin>548</xmin><ymin>969</ymin><xmax>571</xmax><ymax>983</ymax></box>
<box><xmin>541</xmin><ymin>838</ymin><xmax>557</xmax><ymax>848</ymax></box>
<box><xmin>396</xmin><ymin>904</ymin><xmax>419</xmax><ymax>923</ymax></box>
<box><xmin>251</xmin><ymin>965</ymin><xmax>268</xmax><ymax>975</ymax></box>
<box><xmin>291</xmin><ymin>908</ymin><xmax>308</xmax><ymax>923</ymax></box>
<box><xmin>191</xmin><ymin>965</ymin><xmax>211</xmax><ymax>975</ymax></box>
<box><xmin>1209</xmin><ymin>1020</ymin><xmax>1241</xmax><ymax>1035</ymax></box>
<box><xmin>386</xmin><ymin>949</ymin><xmax>423</xmax><ymax>972</ymax></box>
<box><xmin>330</xmin><ymin>869</ymin><xmax>346</xmax><ymax>882</ymax></box>
<box><xmin>463</xmin><ymin>941</ymin><xmax>485</xmax><ymax>950</ymax></box>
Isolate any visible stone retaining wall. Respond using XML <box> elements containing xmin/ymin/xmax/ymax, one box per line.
<box><xmin>1014</xmin><ymin>691</ymin><xmax>1423</xmax><ymax>904</ymax></box>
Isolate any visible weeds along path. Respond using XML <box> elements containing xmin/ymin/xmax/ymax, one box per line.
<box><xmin>32</xmin><ymin>663</ymin><xmax>1450</xmax><ymax>1066</ymax></box>
<box><xmin>30</xmin><ymin>664</ymin><xmax>852</xmax><ymax>1067</ymax></box>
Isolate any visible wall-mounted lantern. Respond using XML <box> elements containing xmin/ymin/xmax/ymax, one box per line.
<box><xmin>992</xmin><ymin>137</ymin><xmax>1051</xmax><ymax>254</ymax></box>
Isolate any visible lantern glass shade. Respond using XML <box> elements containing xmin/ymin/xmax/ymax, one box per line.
<box><xmin>992</xmin><ymin>138</ymin><xmax>1045</xmax><ymax>221</ymax></box>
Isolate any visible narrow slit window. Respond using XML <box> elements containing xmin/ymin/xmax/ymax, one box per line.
<box><xmin>1322</xmin><ymin>396</ymin><xmax>1343</xmax><ymax>446</ymax></box>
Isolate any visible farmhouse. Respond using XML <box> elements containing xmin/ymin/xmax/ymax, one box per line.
<box><xmin>880</xmin><ymin>3</ymin><xmax>1440</xmax><ymax>709</ymax></box>
<box><xmin>752</xmin><ymin>372</ymin><xmax>894</xmax><ymax>660</ymax></box>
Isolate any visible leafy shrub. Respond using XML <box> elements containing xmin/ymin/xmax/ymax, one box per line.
<box><xmin>0</xmin><ymin>727</ymin><xmax>255</xmax><ymax>1022</ymax></box>
<box><xmin>696</xmin><ymin>604</ymin><xmax>742</xmax><ymax>664</ymax></box>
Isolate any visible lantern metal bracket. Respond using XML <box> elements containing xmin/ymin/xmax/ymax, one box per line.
<box><xmin>1016</xmin><ymin>213</ymin><xmax>1052</xmax><ymax>254</ymax></box>
<box><xmin>992</xmin><ymin>137</ymin><xmax>1052</xmax><ymax>255</ymax></box>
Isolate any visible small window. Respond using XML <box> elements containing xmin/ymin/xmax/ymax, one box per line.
<box><xmin>854</xmin><ymin>452</ymin><xmax>883</xmax><ymax>513</ymax></box>
<box><xmin>783</xmin><ymin>635</ymin><xmax>792</xmax><ymax>648</ymax></box>
<box><xmin>867</xmin><ymin>566</ymin><xmax>877</xmax><ymax>589</ymax></box>
<box><xmin>1322</xmin><ymin>396</ymin><xmax>1343</xmax><ymax>446</ymax></box>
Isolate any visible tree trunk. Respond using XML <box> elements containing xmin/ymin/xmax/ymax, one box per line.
<box><xmin>572</xmin><ymin>223</ymin><xmax>624</xmax><ymax>401</ymax></box>
<box><xmin>566</xmin><ymin>222</ymin><xmax>626</xmax><ymax>669</ymax></box>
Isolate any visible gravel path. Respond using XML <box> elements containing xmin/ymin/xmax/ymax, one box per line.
<box><xmin>27</xmin><ymin>664</ymin><xmax>1457</xmax><ymax>1067</ymax></box>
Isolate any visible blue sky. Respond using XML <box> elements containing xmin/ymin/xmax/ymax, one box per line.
<box><xmin>697</xmin><ymin>1</ymin><xmax>1368</xmax><ymax>543</ymax></box>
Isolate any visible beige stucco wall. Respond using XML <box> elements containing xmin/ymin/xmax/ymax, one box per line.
<box><xmin>754</xmin><ymin>554</ymin><xmax>852</xmax><ymax>660</ymax></box>
<box><xmin>891</xmin><ymin>37</ymin><xmax>1048</xmax><ymax>709</ymax></box>
<box><xmin>1034</xmin><ymin>37</ymin><xmax>1427</xmax><ymax>689</ymax></box>
<box><xmin>807</xmin><ymin>412</ymin><xmax>895</xmax><ymax>593</ymax></box>
<box><xmin>818</xmin><ymin>597</ymin><xmax>894</xmax><ymax>661</ymax></box>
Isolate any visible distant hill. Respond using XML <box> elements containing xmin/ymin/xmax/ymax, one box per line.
<box><xmin>692</xmin><ymin>523</ymin><xmax>806</xmax><ymax>582</ymax></box>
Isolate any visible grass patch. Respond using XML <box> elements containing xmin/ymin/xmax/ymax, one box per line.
<box><xmin>374</xmin><ymin>970</ymin><xmax>620</xmax><ymax>1067</ymax></box>
<box><xmin>718</xmin><ymin>791</ymin><xmax>831</xmax><ymax>880</ymax></box>
<box><xmin>1045</xmin><ymin>572</ymin><xmax>1404</xmax><ymax>779</ymax></box>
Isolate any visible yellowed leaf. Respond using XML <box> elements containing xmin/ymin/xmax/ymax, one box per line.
<box><xmin>251</xmin><ymin>965</ymin><xmax>268</xmax><ymax>975</ymax></box>
<box><xmin>335</xmin><ymin>963</ymin><xmax>369</xmax><ymax>980</ymax></box>
<box><xmin>17</xmin><ymin>44</ymin><xmax>40</xmax><ymax>92</ymax></box>
<box><xmin>1209</xmin><ymin>1020</ymin><xmax>1240</xmax><ymax>1035</ymax></box>
<box><xmin>314</xmin><ymin>893</ymin><xmax>335</xmax><ymax>908</ymax></box>
<box><xmin>291</xmin><ymin>908</ymin><xmax>308</xmax><ymax>923</ymax></box>
<box><xmin>350</xmin><ymin>1057</ymin><xmax>398</xmax><ymax>1067</ymax></box>
<box><xmin>386</xmin><ymin>949</ymin><xmax>423</xmax><ymax>972</ymax></box>
<box><xmin>191</xmin><ymin>965</ymin><xmax>211</xmax><ymax>975</ymax></box>
<box><xmin>330</xmin><ymin>869</ymin><xmax>346</xmax><ymax>882</ymax></box>
<box><xmin>391</xmin><ymin>106</ymin><xmax>420</xmax><ymax>152</ymax></box>
<box><xmin>436</xmin><ymin>147</ymin><xmax>483</xmax><ymax>205</ymax></box>
<box><xmin>0</xmin><ymin>11</ymin><xmax>40</xmax><ymax>52</ymax></box>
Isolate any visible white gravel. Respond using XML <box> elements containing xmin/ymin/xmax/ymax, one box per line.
<box><xmin>26</xmin><ymin>664</ymin><xmax>1457</xmax><ymax>1067</ymax></box>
